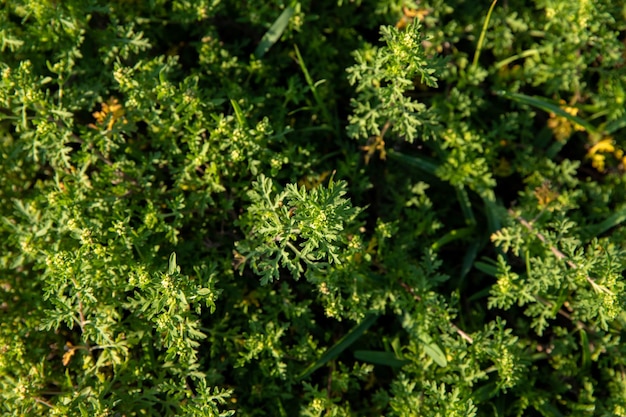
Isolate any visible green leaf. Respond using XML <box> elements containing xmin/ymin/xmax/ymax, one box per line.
<box><xmin>168</xmin><ymin>252</ymin><xmax>177</xmax><ymax>275</ymax></box>
<box><xmin>254</xmin><ymin>7</ymin><xmax>294</xmax><ymax>58</ymax></box>
<box><xmin>472</xmin><ymin>382</ymin><xmax>499</xmax><ymax>403</ymax></box>
<box><xmin>298</xmin><ymin>313</ymin><xmax>379</xmax><ymax>379</ymax></box>
<box><xmin>230</xmin><ymin>99</ymin><xmax>247</xmax><ymax>128</ymax></box>
<box><xmin>354</xmin><ymin>350</ymin><xmax>409</xmax><ymax>367</ymax></box>
<box><xmin>421</xmin><ymin>339</ymin><xmax>448</xmax><ymax>367</ymax></box>
<box><xmin>537</xmin><ymin>402</ymin><xmax>566</xmax><ymax>417</ymax></box>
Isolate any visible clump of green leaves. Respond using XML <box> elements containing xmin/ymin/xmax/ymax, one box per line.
<box><xmin>236</xmin><ymin>174</ymin><xmax>361</xmax><ymax>284</ymax></box>
<box><xmin>2</xmin><ymin>0</ymin><xmax>626</xmax><ymax>416</ymax></box>
<box><xmin>346</xmin><ymin>20</ymin><xmax>440</xmax><ymax>143</ymax></box>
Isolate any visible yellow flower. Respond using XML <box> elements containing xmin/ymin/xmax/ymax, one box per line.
<box><xmin>395</xmin><ymin>6</ymin><xmax>429</xmax><ymax>30</ymax></box>
<box><xmin>547</xmin><ymin>100</ymin><xmax>585</xmax><ymax>142</ymax></box>
<box><xmin>588</xmin><ymin>137</ymin><xmax>615</xmax><ymax>155</ymax></box>
<box><xmin>590</xmin><ymin>154</ymin><xmax>606</xmax><ymax>172</ymax></box>
<box><xmin>587</xmin><ymin>137</ymin><xmax>616</xmax><ymax>172</ymax></box>
<box><xmin>91</xmin><ymin>97</ymin><xmax>126</xmax><ymax>131</ymax></box>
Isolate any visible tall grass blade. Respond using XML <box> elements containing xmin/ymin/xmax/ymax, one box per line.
<box><xmin>455</xmin><ymin>186</ymin><xmax>476</xmax><ymax>226</ymax></box>
<box><xmin>297</xmin><ymin>313</ymin><xmax>379</xmax><ymax>379</ymax></box>
<box><xmin>254</xmin><ymin>7</ymin><xmax>294</xmax><ymax>58</ymax></box>
<box><xmin>495</xmin><ymin>90</ymin><xmax>596</xmax><ymax>133</ymax></box>
<box><xmin>605</xmin><ymin>115</ymin><xmax>626</xmax><ymax>134</ymax></box>
<box><xmin>294</xmin><ymin>44</ymin><xmax>336</xmax><ymax>134</ymax></box>
<box><xmin>354</xmin><ymin>350</ymin><xmax>409</xmax><ymax>367</ymax></box>
<box><xmin>386</xmin><ymin>149</ymin><xmax>438</xmax><ymax>175</ymax></box>
<box><xmin>580</xmin><ymin>205</ymin><xmax>626</xmax><ymax>240</ymax></box>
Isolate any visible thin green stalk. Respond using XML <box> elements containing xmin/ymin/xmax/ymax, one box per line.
<box><xmin>472</xmin><ymin>0</ymin><xmax>498</xmax><ymax>70</ymax></box>
<box><xmin>495</xmin><ymin>48</ymin><xmax>542</xmax><ymax>68</ymax></box>
<box><xmin>294</xmin><ymin>44</ymin><xmax>337</xmax><ymax>136</ymax></box>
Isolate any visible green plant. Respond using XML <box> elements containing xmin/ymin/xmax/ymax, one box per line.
<box><xmin>2</xmin><ymin>0</ymin><xmax>626</xmax><ymax>416</ymax></box>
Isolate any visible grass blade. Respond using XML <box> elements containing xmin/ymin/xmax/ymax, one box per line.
<box><xmin>386</xmin><ymin>149</ymin><xmax>439</xmax><ymax>175</ymax></box>
<box><xmin>230</xmin><ymin>99</ymin><xmax>247</xmax><ymax>128</ymax></box>
<box><xmin>431</xmin><ymin>227</ymin><xmax>474</xmax><ymax>251</ymax></box>
<box><xmin>294</xmin><ymin>44</ymin><xmax>336</xmax><ymax>134</ymax></box>
<box><xmin>483</xmin><ymin>197</ymin><xmax>502</xmax><ymax>234</ymax></box>
<box><xmin>605</xmin><ymin>115</ymin><xmax>626</xmax><ymax>134</ymax></box>
<box><xmin>460</xmin><ymin>239</ymin><xmax>480</xmax><ymax>281</ymax></box>
<box><xmin>495</xmin><ymin>90</ymin><xmax>596</xmax><ymax>133</ymax></box>
<box><xmin>297</xmin><ymin>313</ymin><xmax>379</xmax><ymax>380</ymax></box>
<box><xmin>474</xmin><ymin>259</ymin><xmax>499</xmax><ymax>276</ymax></box>
<box><xmin>580</xmin><ymin>205</ymin><xmax>626</xmax><ymax>240</ymax></box>
<box><xmin>579</xmin><ymin>329</ymin><xmax>591</xmax><ymax>370</ymax></box>
<box><xmin>455</xmin><ymin>186</ymin><xmax>476</xmax><ymax>226</ymax></box>
<box><xmin>254</xmin><ymin>7</ymin><xmax>294</xmax><ymax>58</ymax></box>
<box><xmin>354</xmin><ymin>350</ymin><xmax>409</xmax><ymax>367</ymax></box>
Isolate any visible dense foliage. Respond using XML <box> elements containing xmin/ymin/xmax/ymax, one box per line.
<box><xmin>1</xmin><ymin>0</ymin><xmax>626</xmax><ymax>415</ymax></box>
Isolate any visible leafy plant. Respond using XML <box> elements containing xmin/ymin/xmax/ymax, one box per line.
<box><xmin>2</xmin><ymin>0</ymin><xmax>626</xmax><ymax>416</ymax></box>
<box><xmin>235</xmin><ymin>174</ymin><xmax>361</xmax><ymax>284</ymax></box>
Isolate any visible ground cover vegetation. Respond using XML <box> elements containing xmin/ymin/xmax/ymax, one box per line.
<box><xmin>1</xmin><ymin>0</ymin><xmax>626</xmax><ymax>415</ymax></box>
